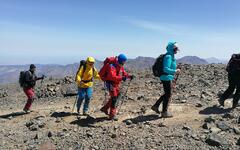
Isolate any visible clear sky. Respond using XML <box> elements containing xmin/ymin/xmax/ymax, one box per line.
<box><xmin>0</xmin><ymin>0</ymin><xmax>240</xmax><ymax>65</ymax></box>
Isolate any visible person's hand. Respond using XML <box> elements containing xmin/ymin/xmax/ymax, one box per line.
<box><xmin>176</xmin><ymin>69</ymin><xmax>181</xmax><ymax>75</ymax></box>
<box><xmin>172</xmin><ymin>82</ymin><xmax>176</xmax><ymax>89</ymax></box>
<box><xmin>122</xmin><ymin>76</ymin><xmax>127</xmax><ymax>82</ymax></box>
<box><xmin>41</xmin><ymin>75</ymin><xmax>46</xmax><ymax>80</ymax></box>
<box><xmin>129</xmin><ymin>75</ymin><xmax>135</xmax><ymax>81</ymax></box>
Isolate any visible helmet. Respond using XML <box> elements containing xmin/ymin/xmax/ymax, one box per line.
<box><xmin>118</xmin><ymin>54</ymin><xmax>127</xmax><ymax>65</ymax></box>
<box><xmin>86</xmin><ymin>57</ymin><xmax>95</xmax><ymax>63</ymax></box>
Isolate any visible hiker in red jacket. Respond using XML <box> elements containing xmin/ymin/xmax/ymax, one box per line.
<box><xmin>100</xmin><ymin>54</ymin><xmax>134</xmax><ymax>120</ymax></box>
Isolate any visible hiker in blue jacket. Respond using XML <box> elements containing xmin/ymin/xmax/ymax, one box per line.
<box><xmin>151</xmin><ymin>41</ymin><xmax>181</xmax><ymax>118</ymax></box>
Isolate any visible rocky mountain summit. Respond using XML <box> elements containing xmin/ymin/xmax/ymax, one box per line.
<box><xmin>0</xmin><ymin>64</ymin><xmax>239</xmax><ymax>150</ymax></box>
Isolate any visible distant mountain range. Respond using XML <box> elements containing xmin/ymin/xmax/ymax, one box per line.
<box><xmin>205</xmin><ymin>57</ymin><xmax>228</xmax><ymax>64</ymax></box>
<box><xmin>177</xmin><ymin>56</ymin><xmax>208</xmax><ymax>65</ymax></box>
<box><xmin>0</xmin><ymin>56</ymin><xmax>227</xmax><ymax>84</ymax></box>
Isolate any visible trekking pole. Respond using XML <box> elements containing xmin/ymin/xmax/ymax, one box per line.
<box><xmin>37</xmin><ymin>75</ymin><xmax>46</xmax><ymax>98</ymax></box>
<box><xmin>117</xmin><ymin>80</ymin><xmax>132</xmax><ymax>114</ymax></box>
<box><xmin>40</xmin><ymin>74</ymin><xmax>47</xmax><ymax>85</ymax></box>
<box><xmin>72</xmin><ymin>95</ymin><xmax>78</xmax><ymax>113</ymax></box>
<box><xmin>102</xmin><ymin>82</ymin><xmax>109</xmax><ymax>106</ymax></box>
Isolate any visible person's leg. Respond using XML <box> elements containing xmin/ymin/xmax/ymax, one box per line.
<box><xmin>83</xmin><ymin>88</ymin><xmax>93</xmax><ymax>115</ymax></box>
<box><xmin>109</xmin><ymin>85</ymin><xmax>119</xmax><ymax>120</ymax></box>
<box><xmin>161</xmin><ymin>81</ymin><xmax>173</xmax><ymax>118</ymax></box>
<box><xmin>219</xmin><ymin>73</ymin><xmax>236</xmax><ymax>106</ymax></box>
<box><xmin>100</xmin><ymin>83</ymin><xmax>114</xmax><ymax>115</ymax></box>
<box><xmin>232</xmin><ymin>73</ymin><xmax>240</xmax><ymax>108</ymax></box>
<box><xmin>77</xmin><ymin>88</ymin><xmax>85</xmax><ymax>113</ymax></box>
<box><xmin>23</xmin><ymin>88</ymin><xmax>35</xmax><ymax>112</ymax></box>
<box><xmin>151</xmin><ymin>95</ymin><xmax>164</xmax><ymax>114</ymax></box>
<box><xmin>109</xmin><ymin>96</ymin><xmax>118</xmax><ymax>119</ymax></box>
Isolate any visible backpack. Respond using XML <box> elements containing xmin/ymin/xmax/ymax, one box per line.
<box><xmin>99</xmin><ymin>57</ymin><xmax>116</xmax><ymax>81</ymax></box>
<box><xmin>226</xmin><ymin>54</ymin><xmax>240</xmax><ymax>72</ymax></box>
<box><xmin>19</xmin><ymin>71</ymin><xmax>27</xmax><ymax>87</ymax></box>
<box><xmin>75</xmin><ymin>60</ymin><xmax>95</xmax><ymax>82</ymax></box>
<box><xmin>152</xmin><ymin>54</ymin><xmax>166</xmax><ymax>77</ymax></box>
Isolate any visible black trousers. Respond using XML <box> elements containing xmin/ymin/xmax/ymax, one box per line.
<box><xmin>221</xmin><ymin>71</ymin><xmax>240</xmax><ymax>105</ymax></box>
<box><xmin>154</xmin><ymin>81</ymin><xmax>172</xmax><ymax>112</ymax></box>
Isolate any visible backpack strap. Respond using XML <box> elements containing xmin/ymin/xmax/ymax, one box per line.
<box><xmin>81</xmin><ymin>66</ymin><xmax>95</xmax><ymax>83</ymax></box>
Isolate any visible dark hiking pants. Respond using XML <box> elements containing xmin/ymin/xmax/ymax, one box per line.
<box><xmin>221</xmin><ymin>71</ymin><xmax>240</xmax><ymax>106</ymax></box>
<box><xmin>153</xmin><ymin>81</ymin><xmax>172</xmax><ymax>112</ymax></box>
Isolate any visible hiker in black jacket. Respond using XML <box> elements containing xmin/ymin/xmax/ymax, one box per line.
<box><xmin>22</xmin><ymin>64</ymin><xmax>44</xmax><ymax>113</ymax></box>
<box><xmin>218</xmin><ymin>54</ymin><xmax>240</xmax><ymax>109</ymax></box>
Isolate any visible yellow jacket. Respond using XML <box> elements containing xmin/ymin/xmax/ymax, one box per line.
<box><xmin>75</xmin><ymin>63</ymin><xmax>100</xmax><ymax>88</ymax></box>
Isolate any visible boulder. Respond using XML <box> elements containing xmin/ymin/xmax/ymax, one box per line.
<box><xmin>205</xmin><ymin>134</ymin><xmax>228</xmax><ymax>147</ymax></box>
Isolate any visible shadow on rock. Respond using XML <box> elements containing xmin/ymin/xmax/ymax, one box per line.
<box><xmin>123</xmin><ymin>114</ymin><xmax>160</xmax><ymax>124</ymax></box>
<box><xmin>70</xmin><ymin>116</ymin><xmax>108</xmax><ymax>127</ymax></box>
<box><xmin>199</xmin><ymin>106</ymin><xmax>232</xmax><ymax>115</ymax></box>
<box><xmin>50</xmin><ymin>111</ymin><xmax>75</xmax><ymax>118</ymax></box>
<box><xmin>0</xmin><ymin>111</ymin><xmax>26</xmax><ymax>119</ymax></box>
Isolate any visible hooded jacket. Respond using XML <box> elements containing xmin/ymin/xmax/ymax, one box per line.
<box><xmin>160</xmin><ymin>41</ymin><xmax>177</xmax><ymax>81</ymax></box>
<box><xmin>104</xmin><ymin>57</ymin><xmax>129</xmax><ymax>85</ymax></box>
<box><xmin>76</xmin><ymin>62</ymin><xmax>100</xmax><ymax>88</ymax></box>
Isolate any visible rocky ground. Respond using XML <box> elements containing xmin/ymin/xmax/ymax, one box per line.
<box><xmin>0</xmin><ymin>64</ymin><xmax>240</xmax><ymax>150</ymax></box>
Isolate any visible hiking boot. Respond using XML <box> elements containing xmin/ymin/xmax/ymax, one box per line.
<box><xmin>218</xmin><ymin>98</ymin><xmax>224</xmax><ymax>107</ymax></box>
<box><xmin>83</xmin><ymin>111</ymin><xmax>89</xmax><ymax>116</ymax></box>
<box><xmin>232</xmin><ymin>102</ymin><xmax>239</xmax><ymax>109</ymax></box>
<box><xmin>161</xmin><ymin>111</ymin><xmax>173</xmax><ymax>118</ymax></box>
<box><xmin>100</xmin><ymin>107</ymin><xmax>108</xmax><ymax>115</ymax></box>
<box><xmin>151</xmin><ymin>105</ymin><xmax>160</xmax><ymax>114</ymax></box>
<box><xmin>109</xmin><ymin>116</ymin><xmax>118</xmax><ymax>121</ymax></box>
<box><xmin>23</xmin><ymin>108</ymin><xmax>31</xmax><ymax>113</ymax></box>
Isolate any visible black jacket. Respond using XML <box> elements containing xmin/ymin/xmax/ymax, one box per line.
<box><xmin>24</xmin><ymin>71</ymin><xmax>38</xmax><ymax>88</ymax></box>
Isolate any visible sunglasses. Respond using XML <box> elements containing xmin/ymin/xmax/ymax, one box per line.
<box><xmin>88</xmin><ymin>62</ymin><xmax>94</xmax><ymax>65</ymax></box>
<box><xmin>174</xmin><ymin>47</ymin><xmax>179</xmax><ymax>51</ymax></box>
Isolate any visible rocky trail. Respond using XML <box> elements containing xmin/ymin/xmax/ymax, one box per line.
<box><xmin>0</xmin><ymin>64</ymin><xmax>240</xmax><ymax>150</ymax></box>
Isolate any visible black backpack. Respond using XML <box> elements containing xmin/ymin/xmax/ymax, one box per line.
<box><xmin>75</xmin><ymin>60</ymin><xmax>95</xmax><ymax>82</ymax></box>
<box><xmin>19</xmin><ymin>71</ymin><xmax>27</xmax><ymax>87</ymax></box>
<box><xmin>152</xmin><ymin>54</ymin><xmax>166</xmax><ymax>77</ymax></box>
<box><xmin>226</xmin><ymin>54</ymin><xmax>240</xmax><ymax>72</ymax></box>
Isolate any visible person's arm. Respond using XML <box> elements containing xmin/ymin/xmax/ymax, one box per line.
<box><xmin>163</xmin><ymin>55</ymin><xmax>176</xmax><ymax>75</ymax></box>
<box><xmin>107</xmin><ymin>65</ymin><xmax>122</xmax><ymax>82</ymax></box>
<box><xmin>93</xmin><ymin>67</ymin><xmax>101</xmax><ymax>80</ymax></box>
<box><xmin>226</xmin><ymin>55</ymin><xmax>233</xmax><ymax>72</ymax></box>
<box><xmin>76</xmin><ymin>66</ymin><xmax>84</xmax><ymax>84</ymax></box>
<box><xmin>36</xmin><ymin>75</ymin><xmax>44</xmax><ymax>81</ymax></box>
<box><xmin>121</xmin><ymin>68</ymin><xmax>129</xmax><ymax>78</ymax></box>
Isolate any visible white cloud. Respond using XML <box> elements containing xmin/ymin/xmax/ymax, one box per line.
<box><xmin>122</xmin><ymin>18</ymin><xmax>240</xmax><ymax>42</ymax></box>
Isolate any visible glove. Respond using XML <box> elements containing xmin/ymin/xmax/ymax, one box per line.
<box><xmin>122</xmin><ymin>76</ymin><xmax>127</xmax><ymax>82</ymax></box>
<box><xmin>129</xmin><ymin>75</ymin><xmax>135</xmax><ymax>81</ymax></box>
<box><xmin>41</xmin><ymin>75</ymin><xmax>46</xmax><ymax>80</ymax></box>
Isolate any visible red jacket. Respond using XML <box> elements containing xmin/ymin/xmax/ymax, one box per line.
<box><xmin>105</xmin><ymin>58</ymin><xmax>129</xmax><ymax>85</ymax></box>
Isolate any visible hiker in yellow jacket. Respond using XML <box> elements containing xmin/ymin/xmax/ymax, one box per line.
<box><xmin>75</xmin><ymin>57</ymin><xmax>100</xmax><ymax>115</ymax></box>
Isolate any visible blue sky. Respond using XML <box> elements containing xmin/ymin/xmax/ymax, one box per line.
<box><xmin>0</xmin><ymin>0</ymin><xmax>240</xmax><ymax>65</ymax></box>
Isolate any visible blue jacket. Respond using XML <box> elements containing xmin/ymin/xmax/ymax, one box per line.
<box><xmin>160</xmin><ymin>41</ymin><xmax>177</xmax><ymax>81</ymax></box>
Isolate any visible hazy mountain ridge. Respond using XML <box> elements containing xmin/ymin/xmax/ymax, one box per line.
<box><xmin>177</xmin><ymin>56</ymin><xmax>208</xmax><ymax>65</ymax></box>
<box><xmin>0</xmin><ymin>56</ymin><xmax>226</xmax><ymax>84</ymax></box>
<box><xmin>205</xmin><ymin>57</ymin><xmax>228</xmax><ymax>64</ymax></box>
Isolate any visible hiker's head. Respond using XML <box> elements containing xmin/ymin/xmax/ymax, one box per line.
<box><xmin>118</xmin><ymin>54</ymin><xmax>127</xmax><ymax>66</ymax></box>
<box><xmin>166</xmin><ymin>41</ymin><xmax>179</xmax><ymax>55</ymax></box>
<box><xmin>173</xmin><ymin>43</ymin><xmax>179</xmax><ymax>54</ymax></box>
<box><xmin>29</xmin><ymin>64</ymin><xmax>36</xmax><ymax>72</ymax></box>
<box><xmin>86</xmin><ymin>57</ymin><xmax>95</xmax><ymax>66</ymax></box>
